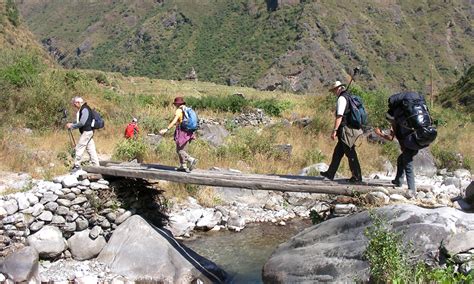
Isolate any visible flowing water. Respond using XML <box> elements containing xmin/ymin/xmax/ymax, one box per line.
<box><xmin>183</xmin><ymin>219</ymin><xmax>312</xmax><ymax>283</ymax></box>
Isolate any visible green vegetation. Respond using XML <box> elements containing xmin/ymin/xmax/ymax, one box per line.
<box><xmin>186</xmin><ymin>95</ymin><xmax>291</xmax><ymax>116</ymax></box>
<box><xmin>438</xmin><ymin>66</ymin><xmax>474</xmax><ymax>115</ymax></box>
<box><xmin>113</xmin><ymin>138</ymin><xmax>149</xmax><ymax>163</ymax></box>
<box><xmin>364</xmin><ymin>212</ymin><xmax>474</xmax><ymax>283</ymax></box>
<box><xmin>6</xmin><ymin>0</ymin><xmax>19</xmax><ymax>27</ymax></box>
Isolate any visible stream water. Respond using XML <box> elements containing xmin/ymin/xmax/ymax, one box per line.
<box><xmin>183</xmin><ymin>218</ymin><xmax>312</xmax><ymax>283</ymax></box>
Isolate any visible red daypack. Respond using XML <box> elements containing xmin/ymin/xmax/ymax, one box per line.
<box><xmin>124</xmin><ymin>123</ymin><xmax>138</xmax><ymax>139</ymax></box>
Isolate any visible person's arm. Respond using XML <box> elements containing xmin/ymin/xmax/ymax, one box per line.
<box><xmin>374</xmin><ymin>125</ymin><xmax>395</xmax><ymax>141</ymax></box>
<box><xmin>67</xmin><ymin>108</ymin><xmax>88</xmax><ymax>129</ymax></box>
<box><xmin>159</xmin><ymin>109</ymin><xmax>181</xmax><ymax>135</ymax></box>
<box><xmin>331</xmin><ymin>116</ymin><xmax>343</xmax><ymax>140</ymax></box>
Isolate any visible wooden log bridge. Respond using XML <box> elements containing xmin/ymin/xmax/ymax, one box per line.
<box><xmin>84</xmin><ymin>162</ymin><xmax>409</xmax><ymax>197</ymax></box>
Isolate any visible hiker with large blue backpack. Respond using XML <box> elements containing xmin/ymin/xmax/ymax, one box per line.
<box><xmin>159</xmin><ymin>96</ymin><xmax>198</xmax><ymax>173</ymax></box>
<box><xmin>374</xmin><ymin>92</ymin><xmax>437</xmax><ymax>198</ymax></box>
<box><xmin>320</xmin><ymin>68</ymin><xmax>366</xmax><ymax>183</ymax></box>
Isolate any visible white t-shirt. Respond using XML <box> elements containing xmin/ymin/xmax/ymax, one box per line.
<box><xmin>336</xmin><ymin>95</ymin><xmax>347</xmax><ymax>116</ymax></box>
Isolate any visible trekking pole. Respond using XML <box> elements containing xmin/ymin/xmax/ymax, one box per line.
<box><xmin>346</xmin><ymin>67</ymin><xmax>360</xmax><ymax>90</ymax></box>
<box><xmin>59</xmin><ymin>108</ymin><xmax>76</xmax><ymax>148</ymax></box>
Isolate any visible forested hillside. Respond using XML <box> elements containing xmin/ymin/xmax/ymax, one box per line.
<box><xmin>19</xmin><ymin>0</ymin><xmax>473</xmax><ymax>93</ymax></box>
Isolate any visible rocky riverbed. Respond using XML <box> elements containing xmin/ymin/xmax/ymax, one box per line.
<box><xmin>0</xmin><ymin>162</ymin><xmax>472</xmax><ymax>282</ymax></box>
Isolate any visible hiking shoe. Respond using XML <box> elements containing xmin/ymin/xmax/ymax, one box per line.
<box><xmin>391</xmin><ymin>180</ymin><xmax>402</xmax><ymax>187</ymax></box>
<box><xmin>188</xmin><ymin>158</ymin><xmax>198</xmax><ymax>171</ymax></box>
<box><xmin>176</xmin><ymin>166</ymin><xmax>190</xmax><ymax>173</ymax></box>
<box><xmin>405</xmin><ymin>190</ymin><xmax>416</xmax><ymax>200</ymax></box>
<box><xmin>347</xmin><ymin>177</ymin><xmax>362</xmax><ymax>183</ymax></box>
<box><xmin>70</xmin><ymin>165</ymin><xmax>82</xmax><ymax>173</ymax></box>
<box><xmin>320</xmin><ymin>171</ymin><xmax>334</xmax><ymax>181</ymax></box>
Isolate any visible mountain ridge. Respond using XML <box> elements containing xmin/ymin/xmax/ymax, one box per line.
<box><xmin>18</xmin><ymin>0</ymin><xmax>474</xmax><ymax>93</ymax></box>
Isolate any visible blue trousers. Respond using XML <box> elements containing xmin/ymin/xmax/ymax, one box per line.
<box><xmin>394</xmin><ymin>148</ymin><xmax>418</xmax><ymax>190</ymax></box>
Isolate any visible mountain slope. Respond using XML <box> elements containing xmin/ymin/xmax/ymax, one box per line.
<box><xmin>438</xmin><ymin>66</ymin><xmax>473</xmax><ymax>114</ymax></box>
<box><xmin>18</xmin><ymin>0</ymin><xmax>473</xmax><ymax>93</ymax></box>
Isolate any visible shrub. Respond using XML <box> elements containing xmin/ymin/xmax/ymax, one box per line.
<box><xmin>113</xmin><ymin>138</ymin><xmax>149</xmax><ymax>162</ymax></box>
<box><xmin>364</xmin><ymin>212</ymin><xmax>411</xmax><ymax>282</ymax></box>
<box><xmin>252</xmin><ymin>98</ymin><xmax>292</xmax><ymax>116</ymax></box>
<box><xmin>431</xmin><ymin>146</ymin><xmax>465</xmax><ymax>171</ymax></box>
<box><xmin>6</xmin><ymin>0</ymin><xmax>20</xmax><ymax>27</ymax></box>
<box><xmin>0</xmin><ymin>51</ymin><xmax>45</xmax><ymax>88</ymax></box>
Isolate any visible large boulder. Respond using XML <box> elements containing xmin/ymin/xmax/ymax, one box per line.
<box><xmin>263</xmin><ymin>204</ymin><xmax>474</xmax><ymax>283</ymax></box>
<box><xmin>68</xmin><ymin>229</ymin><xmax>106</xmax><ymax>260</ymax></box>
<box><xmin>0</xmin><ymin>246</ymin><xmax>39</xmax><ymax>282</ymax></box>
<box><xmin>98</xmin><ymin>215</ymin><xmax>228</xmax><ymax>283</ymax></box>
<box><xmin>197</xmin><ymin>123</ymin><xmax>229</xmax><ymax>147</ymax></box>
<box><xmin>26</xmin><ymin>226</ymin><xmax>66</xmax><ymax>259</ymax></box>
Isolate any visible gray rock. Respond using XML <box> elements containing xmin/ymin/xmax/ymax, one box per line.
<box><xmin>196</xmin><ymin>210</ymin><xmax>222</xmax><ymax>230</ymax></box>
<box><xmin>115</xmin><ymin>211</ymin><xmax>133</xmax><ymax>225</ymax></box>
<box><xmin>15</xmin><ymin>195</ymin><xmax>30</xmax><ymax>210</ymax></box>
<box><xmin>68</xmin><ymin>230</ymin><xmax>106</xmax><ymax>260</ymax></box>
<box><xmin>262</xmin><ymin>204</ymin><xmax>474</xmax><ymax>283</ymax></box>
<box><xmin>51</xmin><ymin>215</ymin><xmax>66</xmax><ymax>225</ymax></box>
<box><xmin>71</xmin><ymin>196</ymin><xmax>87</xmax><ymax>206</ymax></box>
<box><xmin>98</xmin><ymin>215</ymin><xmax>228</xmax><ymax>282</ymax></box>
<box><xmin>22</xmin><ymin>203</ymin><xmax>44</xmax><ymax>217</ymax></box>
<box><xmin>90</xmin><ymin>183</ymin><xmax>109</xmax><ymax>190</ymax></box>
<box><xmin>66</xmin><ymin>212</ymin><xmax>79</xmax><ymax>222</ymax></box>
<box><xmin>167</xmin><ymin>214</ymin><xmax>194</xmax><ymax>237</ymax></box>
<box><xmin>460</xmin><ymin>260</ymin><xmax>474</xmax><ymax>275</ymax></box>
<box><xmin>413</xmin><ymin>148</ymin><xmax>437</xmax><ymax>177</ymax></box>
<box><xmin>75</xmin><ymin>217</ymin><xmax>89</xmax><ymax>231</ymax></box>
<box><xmin>37</xmin><ymin>211</ymin><xmax>53</xmax><ymax>222</ymax></box>
<box><xmin>0</xmin><ymin>246</ymin><xmax>39</xmax><ymax>282</ymax></box>
<box><xmin>44</xmin><ymin>202</ymin><xmax>58</xmax><ymax>212</ymax></box>
<box><xmin>365</xmin><ymin>192</ymin><xmax>390</xmax><ymax>205</ymax></box>
<box><xmin>89</xmin><ymin>226</ymin><xmax>103</xmax><ymax>239</ymax></box>
<box><xmin>443</xmin><ymin>231</ymin><xmax>474</xmax><ymax>256</ymax></box>
<box><xmin>62</xmin><ymin>222</ymin><xmax>76</xmax><ymax>233</ymax></box>
<box><xmin>0</xmin><ymin>207</ymin><xmax>7</xmax><ymax>219</ymax></box>
<box><xmin>71</xmin><ymin>187</ymin><xmax>82</xmax><ymax>195</ymax></box>
<box><xmin>55</xmin><ymin>206</ymin><xmax>69</xmax><ymax>216</ymax></box>
<box><xmin>61</xmin><ymin>175</ymin><xmax>79</xmax><ymax>188</ymax></box>
<box><xmin>227</xmin><ymin>212</ymin><xmax>246</xmax><ymax>232</ymax></box>
<box><xmin>196</xmin><ymin>123</ymin><xmax>229</xmax><ymax>147</ymax></box>
<box><xmin>443</xmin><ymin>177</ymin><xmax>462</xmax><ymax>189</ymax></box>
<box><xmin>64</xmin><ymin>193</ymin><xmax>76</xmax><ymax>201</ymax></box>
<box><xmin>453</xmin><ymin>253</ymin><xmax>473</xmax><ymax>264</ymax></box>
<box><xmin>40</xmin><ymin>193</ymin><xmax>58</xmax><ymax>204</ymax></box>
<box><xmin>454</xmin><ymin>169</ymin><xmax>471</xmax><ymax>179</ymax></box>
<box><xmin>4</xmin><ymin>199</ymin><xmax>19</xmax><ymax>215</ymax></box>
<box><xmin>27</xmin><ymin>226</ymin><xmax>66</xmax><ymax>258</ymax></box>
<box><xmin>333</xmin><ymin>204</ymin><xmax>357</xmax><ymax>216</ymax></box>
<box><xmin>299</xmin><ymin>163</ymin><xmax>328</xmax><ymax>176</ymax></box>
<box><xmin>80</xmin><ymin>179</ymin><xmax>91</xmax><ymax>187</ymax></box>
<box><xmin>56</xmin><ymin>199</ymin><xmax>72</xmax><ymax>207</ymax></box>
<box><xmin>29</xmin><ymin>221</ymin><xmax>44</xmax><ymax>232</ymax></box>
<box><xmin>25</xmin><ymin>193</ymin><xmax>39</xmax><ymax>206</ymax></box>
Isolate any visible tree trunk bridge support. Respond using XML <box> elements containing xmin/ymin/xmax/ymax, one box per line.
<box><xmin>84</xmin><ymin>162</ymin><xmax>410</xmax><ymax>197</ymax></box>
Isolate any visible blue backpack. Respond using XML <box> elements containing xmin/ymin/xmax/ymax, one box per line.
<box><xmin>181</xmin><ymin>106</ymin><xmax>198</xmax><ymax>131</ymax></box>
<box><xmin>91</xmin><ymin>109</ymin><xmax>105</xmax><ymax>129</ymax></box>
<box><xmin>342</xmin><ymin>93</ymin><xmax>368</xmax><ymax>129</ymax></box>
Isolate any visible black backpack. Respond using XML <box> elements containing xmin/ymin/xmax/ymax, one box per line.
<box><xmin>388</xmin><ymin>92</ymin><xmax>437</xmax><ymax>149</ymax></box>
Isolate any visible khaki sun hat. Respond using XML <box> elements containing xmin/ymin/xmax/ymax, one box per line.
<box><xmin>329</xmin><ymin>80</ymin><xmax>345</xmax><ymax>91</ymax></box>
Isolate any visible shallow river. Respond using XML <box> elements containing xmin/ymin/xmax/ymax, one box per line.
<box><xmin>183</xmin><ymin>218</ymin><xmax>312</xmax><ymax>283</ymax></box>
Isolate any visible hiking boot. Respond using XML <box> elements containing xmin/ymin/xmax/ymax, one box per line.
<box><xmin>188</xmin><ymin>158</ymin><xmax>198</xmax><ymax>171</ymax></box>
<box><xmin>391</xmin><ymin>180</ymin><xmax>402</xmax><ymax>187</ymax></box>
<box><xmin>176</xmin><ymin>166</ymin><xmax>190</xmax><ymax>173</ymax></box>
<box><xmin>70</xmin><ymin>165</ymin><xmax>81</xmax><ymax>173</ymax></box>
<box><xmin>320</xmin><ymin>171</ymin><xmax>334</xmax><ymax>181</ymax></box>
<box><xmin>406</xmin><ymin>189</ymin><xmax>416</xmax><ymax>199</ymax></box>
<box><xmin>347</xmin><ymin>177</ymin><xmax>363</xmax><ymax>183</ymax></box>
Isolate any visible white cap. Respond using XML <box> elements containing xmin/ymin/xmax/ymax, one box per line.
<box><xmin>132</xmin><ymin>117</ymin><xmax>138</xmax><ymax>122</ymax></box>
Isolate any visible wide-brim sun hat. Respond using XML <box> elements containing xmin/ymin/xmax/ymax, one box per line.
<box><xmin>173</xmin><ymin>96</ymin><xmax>185</xmax><ymax>105</ymax></box>
<box><xmin>329</xmin><ymin>80</ymin><xmax>345</xmax><ymax>91</ymax></box>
